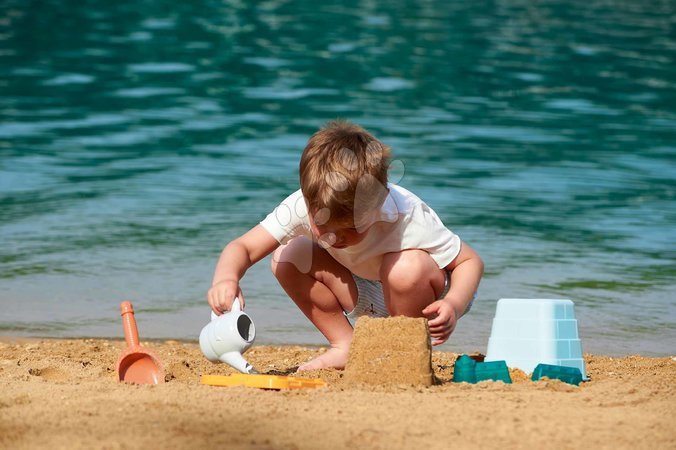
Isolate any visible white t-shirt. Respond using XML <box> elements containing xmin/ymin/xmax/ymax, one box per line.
<box><xmin>260</xmin><ymin>183</ymin><xmax>461</xmax><ymax>280</ymax></box>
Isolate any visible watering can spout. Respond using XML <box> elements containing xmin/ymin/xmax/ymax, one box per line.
<box><xmin>220</xmin><ymin>351</ymin><xmax>255</xmax><ymax>374</ymax></box>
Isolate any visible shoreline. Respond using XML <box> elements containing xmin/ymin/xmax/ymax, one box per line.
<box><xmin>1</xmin><ymin>337</ymin><xmax>674</xmax><ymax>449</ymax></box>
<box><xmin>2</xmin><ymin>334</ymin><xmax>673</xmax><ymax>358</ymax></box>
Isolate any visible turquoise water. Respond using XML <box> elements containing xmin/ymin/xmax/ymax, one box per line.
<box><xmin>1</xmin><ymin>0</ymin><xmax>674</xmax><ymax>355</ymax></box>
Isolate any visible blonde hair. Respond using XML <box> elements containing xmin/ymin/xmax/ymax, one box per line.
<box><xmin>299</xmin><ymin>120</ymin><xmax>391</xmax><ymax>225</ymax></box>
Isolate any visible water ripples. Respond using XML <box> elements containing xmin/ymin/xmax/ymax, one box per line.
<box><xmin>0</xmin><ymin>0</ymin><xmax>674</xmax><ymax>353</ymax></box>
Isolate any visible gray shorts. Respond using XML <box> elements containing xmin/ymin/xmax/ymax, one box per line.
<box><xmin>344</xmin><ymin>269</ymin><xmax>474</xmax><ymax>321</ymax></box>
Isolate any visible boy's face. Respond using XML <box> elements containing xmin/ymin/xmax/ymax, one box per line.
<box><xmin>309</xmin><ymin>212</ymin><xmax>369</xmax><ymax>249</ymax></box>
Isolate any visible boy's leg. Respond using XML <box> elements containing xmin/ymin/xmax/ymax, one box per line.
<box><xmin>380</xmin><ymin>249</ymin><xmax>446</xmax><ymax>316</ymax></box>
<box><xmin>271</xmin><ymin>236</ymin><xmax>358</xmax><ymax>370</ymax></box>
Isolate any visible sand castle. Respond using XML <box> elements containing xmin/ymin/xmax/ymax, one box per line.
<box><xmin>344</xmin><ymin>316</ymin><xmax>433</xmax><ymax>386</ymax></box>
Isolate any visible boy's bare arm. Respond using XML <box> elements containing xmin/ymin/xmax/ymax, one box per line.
<box><xmin>443</xmin><ymin>241</ymin><xmax>484</xmax><ymax>313</ymax></box>
<box><xmin>423</xmin><ymin>242</ymin><xmax>484</xmax><ymax>345</ymax></box>
<box><xmin>208</xmin><ymin>224</ymin><xmax>280</xmax><ymax>314</ymax></box>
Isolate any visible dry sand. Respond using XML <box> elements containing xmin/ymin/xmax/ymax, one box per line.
<box><xmin>1</xmin><ymin>337</ymin><xmax>674</xmax><ymax>450</ymax></box>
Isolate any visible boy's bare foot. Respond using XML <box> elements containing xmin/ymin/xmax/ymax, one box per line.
<box><xmin>298</xmin><ymin>346</ymin><xmax>349</xmax><ymax>371</ymax></box>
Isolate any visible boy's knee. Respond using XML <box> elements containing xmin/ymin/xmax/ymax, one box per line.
<box><xmin>380</xmin><ymin>250</ymin><xmax>435</xmax><ymax>294</ymax></box>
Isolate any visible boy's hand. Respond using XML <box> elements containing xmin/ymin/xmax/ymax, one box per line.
<box><xmin>207</xmin><ymin>279</ymin><xmax>245</xmax><ymax>315</ymax></box>
<box><xmin>422</xmin><ymin>298</ymin><xmax>460</xmax><ymax>346</ymax></box>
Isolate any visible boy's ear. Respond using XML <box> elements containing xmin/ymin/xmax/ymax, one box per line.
<box><xmin>311</xmin><ymin>207</ymin><xmax>332</xmax><ymax>226</ymax></box>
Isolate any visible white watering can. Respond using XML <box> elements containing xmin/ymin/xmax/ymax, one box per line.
<box><xmin>199</xmin><ymin>298</ymin><xmax>257</xmax><ymax>374</ymax></box>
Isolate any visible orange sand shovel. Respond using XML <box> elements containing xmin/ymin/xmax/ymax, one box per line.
<box><xmin>115</xmin><ymin>301</ymin><xmax>165</xmax><ymax>385</ymax></box>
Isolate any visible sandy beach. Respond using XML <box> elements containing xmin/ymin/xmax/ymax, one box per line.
<box><xmin>1</xmin><ymin>337</ymin><xmax>674</xmax><ymax>449</ymax></box>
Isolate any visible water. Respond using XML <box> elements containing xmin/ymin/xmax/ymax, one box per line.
<box><xmin>1</xmin><ymin>0</ymin><xmax>674</xmax><ymax>355</ymax></box>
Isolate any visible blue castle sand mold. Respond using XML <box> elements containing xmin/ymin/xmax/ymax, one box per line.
<box><xmin>452</xmin><ymin>355</ymin><xmax>512</xmax><ymax>384</ymax></box>
<box><xmin>485</xmin><ymin>298</ymin><xmax>588</xmax><ymax>380</ymax></box>
<box><xmin>531</xmin><ymin>363</ymin><xmax>584</xmax><ymax>385</ymax></box>
<box><xmin>452</xmin><ymin>356</ymin><xmax>585</xmax><ymax>386</ymax></box>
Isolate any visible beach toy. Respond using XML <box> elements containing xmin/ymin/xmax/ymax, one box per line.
<box><xmin>531</xmin><ymin>363</ymin><xmax>583</xmax><ymax>385</ymax></box>
<box><xmin>116</xmin><ymin>301</ymin><xmax>165</xmax><ymax>385</ymax></box>
<box><xmin>475</xmin><ymin>360</ymin><xmax>512</xmax><ymax>383</ymax></box>
<box><xmin>452</xmin><ymin>354</ymin><xmax>477</xmax><ymax>383</ymax></box>
<box><xmin>199</xmin><ymin>298</ymin><xmax>257</xmax><ymax>374</ymax></box>
<box><xmin>201</xmin><ymin>374</ymin><xmax>327</xmax><ymax>390</ymax></box>
<box><xmin>485</xmin><ymin>298</ymin><xmax>587</xmax><ymax>379</ymax></box>
<box><xmin>452</xmin><ymin>354</ymin><xmax>512</xmax><ymax>384</ymax></box>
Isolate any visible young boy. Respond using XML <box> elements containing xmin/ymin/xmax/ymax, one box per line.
<box><xmin>207</xmin><ymin>120</ymin><xmax>483</xmax><ymax>371</ymax></box>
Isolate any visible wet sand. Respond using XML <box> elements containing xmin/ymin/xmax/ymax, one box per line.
<box><xmin>0</xmin><ymin>337</ymin><xmax>674</xmax><ymax>449</ymax></box>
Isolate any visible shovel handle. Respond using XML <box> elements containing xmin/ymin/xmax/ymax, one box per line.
<box><xmin>120</xmin><ymin>301</ymin><xmax>140</xmax><ymax>349</ymax></box>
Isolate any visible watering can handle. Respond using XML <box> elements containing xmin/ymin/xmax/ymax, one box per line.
<box><xmin>231</xmin><ymin>297</ymin><xmax>242</xmax><ymax>312</ymax></box>
<box><xmin>209</xmin><ymin>297</ymin><xmax>242</xmax><ymax>321</ymax></box>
